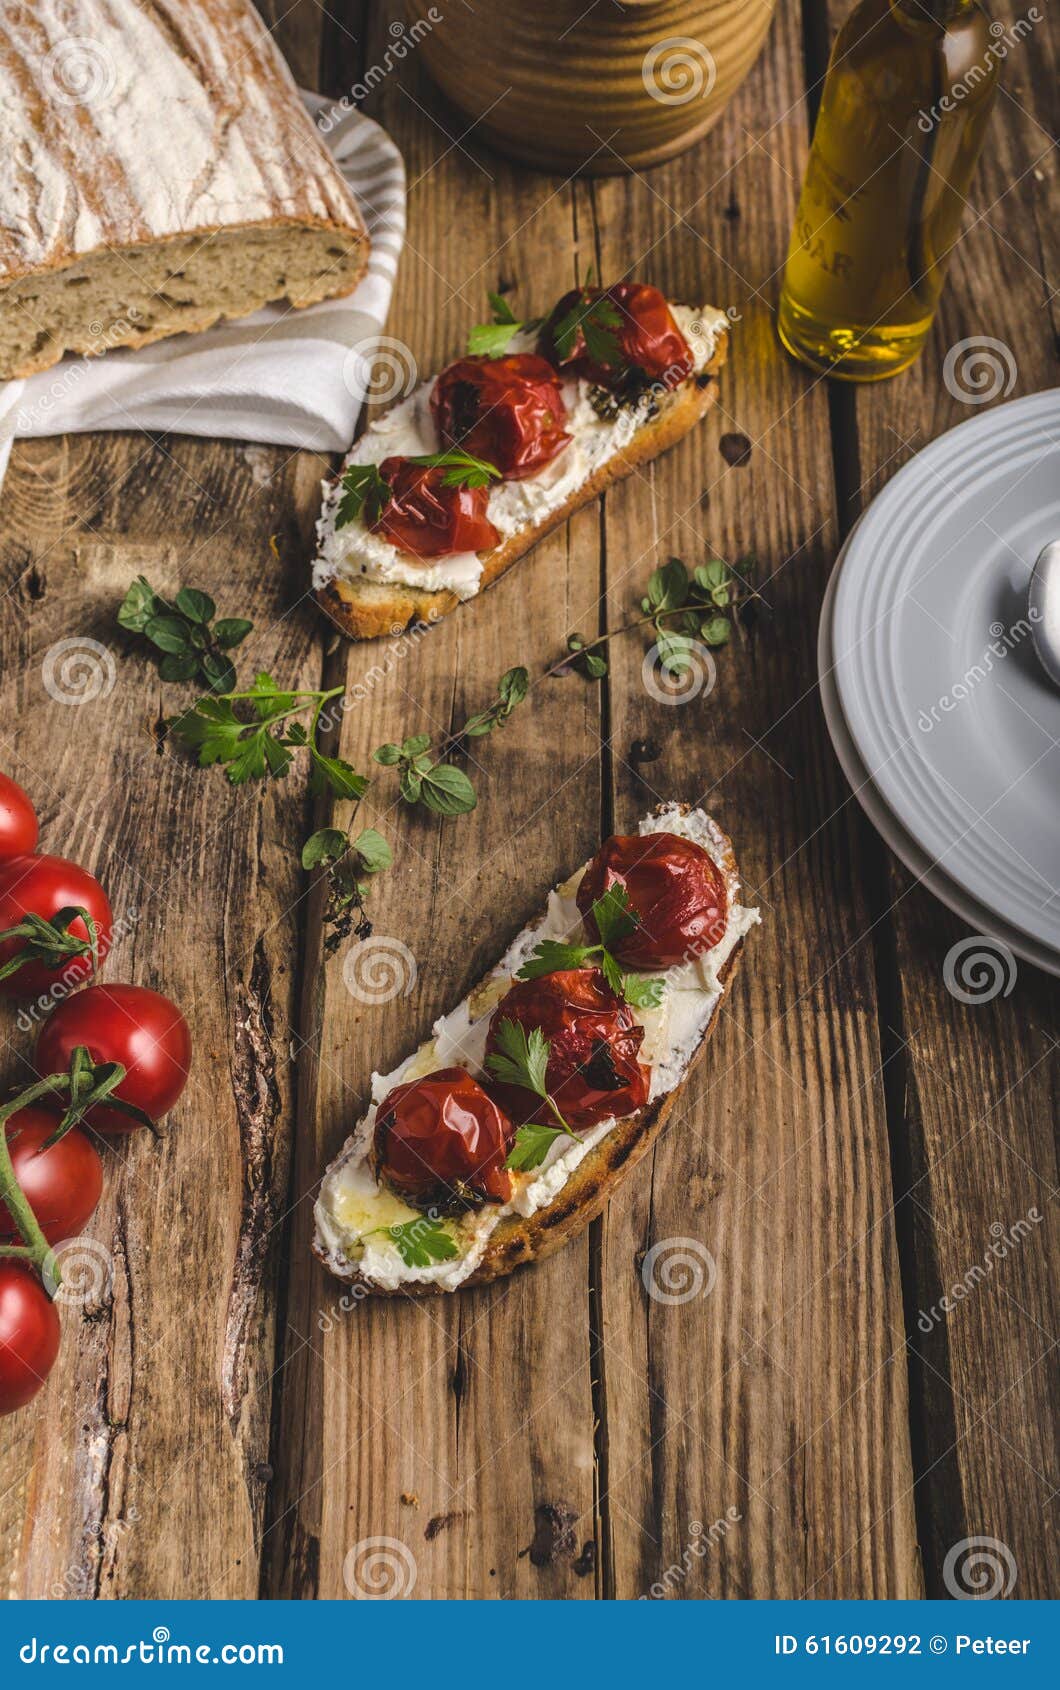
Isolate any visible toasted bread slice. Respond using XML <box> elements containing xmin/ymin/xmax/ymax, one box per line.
<box><xmin>313</xmin><ymin>805</ymin><xmax>757</xmax><ymax>1296</ymax></box>
<box><xmin>314</xmin><ymin>332</ymin><xmax>727</xmax><ymax>642</ymax></box>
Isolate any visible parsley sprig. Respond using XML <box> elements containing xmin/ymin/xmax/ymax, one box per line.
<box><xmin>118</xmin><ymin>575</ymin><xmax>253</xmax><ymax>693</ymax></box>
<box><xmin>517</xmin><ymin>885</ymin><xmax>664</xmax><ymax>1008</ymax></box>
<box><xmin>335</xmin><ymin>450</ymin><xmax>501</xmax><ymax>530</ymax></box>
<box><xmin>168</xmin><ymin>672</ymin><xmax>367</xmax><ymax>795</ymax></box>
<box><xmin>486</xmin><ymin>1019</ymin><xmax>578</xmax><ymax>1173</ymax></box>
<box><xmin>466</xmin><ymin>291</ymin><xmax>542</xmax><ymax>357</ymax></box>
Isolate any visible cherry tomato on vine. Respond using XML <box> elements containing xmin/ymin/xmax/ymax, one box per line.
<box><xmin>374</xmin><ymin>1067</ymin><xmax>514</xmax><ymax>1208</ymax></box>
<box><xmin>578</xmin><ymin>832</ymin><xmax>729</xmax><ymax>969</ymax></box>
<box><xmin>0</xmin><ymin>1262</ymin><xmax>60</xmax><ymax>1414</ymax></box>
<box><xmin>0</xmin><ymin>854</ymin><xmax>112</xmax><ymax>999</ymax></box>
<box><xmin>0</xmin><ymin>1107</ymin><xmax>103</xmax><ymax>1245</ymax></box>
<box><xmin>485</xmin><ymin>968</ymin><xmax>649</xmax><ymax>1131</ymax></box>
<box><xmin>0</xmin><ymin>774</ymin><xmax>38</xmax><ymax>861</ymax></box>
<box><xmin>35</xmin><ymin>984</ymin><xmax>191</xmax><ymax>1134</ymax></box>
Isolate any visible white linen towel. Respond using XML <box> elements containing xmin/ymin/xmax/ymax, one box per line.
<box><xmin>0</xmin><ymin>96</ymin><xmax>405</xmax><ymax>489</ymax></box>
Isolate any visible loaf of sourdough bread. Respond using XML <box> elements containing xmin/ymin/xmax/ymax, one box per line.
<box><xmin>0</xmin><ymin>0</ymin><xmax>369</xmax><ymax>379</ymax></box>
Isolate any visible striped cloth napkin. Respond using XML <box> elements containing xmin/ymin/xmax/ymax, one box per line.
<box><xmin>0</xmin><ymin>97</ymin><xmax>405</xmax><ymax>488</ymax></box>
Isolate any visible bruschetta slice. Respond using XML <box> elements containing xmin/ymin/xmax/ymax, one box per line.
<box><xmin>313</xmin><ymin>282</ymin><xmax>729</xmax><ymax>641</ymax></box>
<box><xmin>313</xmin><ymin>804</ymin><xmax>759</xmax><ymax>1295</ymax></box>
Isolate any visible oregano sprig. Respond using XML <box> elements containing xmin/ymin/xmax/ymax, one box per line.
<box><xmin>302</xmin><ymin>826</ymin><xmax>392</xmax><ymax>955</ymax></box>
<box><xmin>117</xmin><ymin>575</ymin><xmax>253</xmax><ymax>694</ymax></box>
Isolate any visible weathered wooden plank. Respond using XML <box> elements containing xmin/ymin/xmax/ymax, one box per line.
<box><xmin>826</xmin><ymin>0</ymin><xmax>1059</xmax><ymax>1600</ymax></box>
<box><xmin>0</xmin><ymin>0</ymin><xmax>339</xmax><ymax>1603</ymax></box>
<box><xmin>262</xmin><ymin>11</ymin><xmax>609</xmax><ymax>1599</ymax></box>
<box><xmin>0</xmin><ymin>430</ymin><xmax>324</xmax><ymax>1597</ymax></box>
<box><xmin>587</xmin><ymin>0</ymin><xmax>922</xmax><ymax>1599</ymax></box>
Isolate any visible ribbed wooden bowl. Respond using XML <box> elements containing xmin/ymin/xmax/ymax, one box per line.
<box><xmin>405</xmin><ymin>0</ymin><xmax>776</xmax><ymax>174</ymax></box>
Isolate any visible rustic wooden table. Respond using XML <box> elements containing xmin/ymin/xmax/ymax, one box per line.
<box><xmin>1</xmin><ymin>0</ymin><xmax>1056</xmax><ymax>1603</ymax></box>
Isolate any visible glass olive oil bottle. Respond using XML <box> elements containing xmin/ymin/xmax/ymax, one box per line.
<box><xmin>778</xmin><ymin>0</ymin><xmax>999</xmax><ymax>380</ymax></box>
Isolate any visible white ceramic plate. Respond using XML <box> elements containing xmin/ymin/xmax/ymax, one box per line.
<box><xmin>829</xmin><ymin>389</ymin><xmax>1060</xmax><ymax>961</ymax></box>
<box><xmin>819</xmin><ymin>542</ymin><xmax>1060</xmax><ymax>977</ymax></box>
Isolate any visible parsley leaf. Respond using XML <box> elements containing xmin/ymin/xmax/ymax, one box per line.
<box><xmin>466</xmin><ymin>291</ymin><xmax>542</xmax><ymax>356</ymax></box>
<box><xmin>367</xmin><ymin>1218</ymin><xmax>458</xmax><ymax>1268</ymax></box>
<box><xmin>486</xmin><ymin>1019</ymin><xmax>577</xmax><ymax>1144</ymax></box>
<box><xmin>515</xmin><ymin>885</ymin><xmax>663</xmax><ymax>1009</ymax></box>
<box><xmin>505</xmin><ymin>1121</ymin><xmax>568</xmax><ymax>1172</ymax></box>
<box><xmin>335</xmin><ymin>461</ymin><xmax>391</xmax><ymax>530</ymax></box>
<box><xmin>552</xmin><ymin>290</ymin><xmax>625</xmax><ymax>370</ymax></box>
<box><xmin>407</xmin><ymin>449</ymin><xmax>501</xmax><ymax>491</ymax></box>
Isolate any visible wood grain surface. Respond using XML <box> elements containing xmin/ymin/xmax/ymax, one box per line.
<box><xmin>0</xmin><ymin>0</ymin><xmax>1055</xmax><ymax>1602</ymax></box>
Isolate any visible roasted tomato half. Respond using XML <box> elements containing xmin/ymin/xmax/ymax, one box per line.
<box><xmin>431</xmin><ymin>355</ymin><xmax>570</xmax><ymax>480</ymax></box>
<box><xmin>485</xmin><ymin>969</ymin><xmax>649</xmax><ymax>1132</ymax></box>
<box><xmin>539</xmin><ymin>281</ymin><xmax>692</xmax><ymax>392</ymax></box>
<box><xmin>578</xmin><ymin>832</ymin><xmax>728</xmax><ymax>970</ymax></box>
<box><xmin>372</xmin><ymin>457</ymin><xmax>500</xmax><ymax>559</ymax></box>
<box><xmin>374</xmin><ymin>1066</ymin><xmax>514</xmax><ymax>1209</ymax></box>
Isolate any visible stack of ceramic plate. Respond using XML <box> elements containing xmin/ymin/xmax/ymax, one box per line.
<box><xmin>819</xmin><ymin>388</ymin><xmax>1060</xmax><ymax>977</ymax></box>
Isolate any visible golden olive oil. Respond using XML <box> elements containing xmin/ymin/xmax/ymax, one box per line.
<box><xmin>778</xmin><ymin>0</ymin><xmax>999</xmax><ymax>380</ymax></box>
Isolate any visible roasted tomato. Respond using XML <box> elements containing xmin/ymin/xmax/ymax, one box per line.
<box><xmin>0</xmin><ymin>854</ymin><xmax>112</xmax><ymax>1000</ymax></box>
<box><xmin>35</xmin><ymin>984</ymin><xmax>192</xmax><ymax>1135</ymax></box>
<box><xmin>431</xmin><ymin>355</ymin><xmax>570</xmax><ymax>479</ymax></box>
<box><xmin>0</xmin><ymin>1262</ymin><xmax>60</xmax><ymax>1414</ymax></box>
<box><xmin>0</xmin><ymin>1107</ymin><xmax>103</xmax><ymax>1245</ymax></box>
<box><xmin>372</xmin><ymin>456</ymin><xmax>500</xmax><ymax>559</ymax></box>
<box><xmin>485</xmin><ymin>969</ymin><xmax>649</xmax><ymax>1131</ymax></box>
<box><xmin>374</xmin><ymin>1067</ymin><xmax>514</xmax><ymax>1208</ymax></box>
<box><xmin>0</xmin><ymin>774</ymin><xmax>39</xmax><ymax>861</ymax></box>
<box><xmin>578</xmin><ymin>832</ymin><xmax>728</xmax><ymax>969</ymax></box>
<box><xmin>539</xmin><ymin>281</ymin><xmax>692</xmax><ymax>392</ymax></box>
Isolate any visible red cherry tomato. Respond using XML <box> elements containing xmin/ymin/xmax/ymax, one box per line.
<box><xmin>431</xmin><ymin>355</ymin><xmax>571</xmax><ymax>480</ymax></box>
<box><xmin>0</xmin><ymin>1107</ymin><xmax>103</xmax><ymax>1245</ymax></box>
<box><xmin>35</xmin><ymin>984</ymin><xmax>191</xmax><ymax>1135</ymax></box>
<box><xmin>0</xmin><ymin>774</ymin><xmax>39</xmax><ymax>860</ymax></box>
<box><xmin>0</xmin><ymin>854</ymin><xmax>112</xmax><ymax>1000</ymax></box>
<box><xmin>0</xmin><ymin>1262</ymin><xmax>60</xmax><ymax>1414</ymax></box>
<box><xmin>372</xmin><ymin>457</ymin><xmax>500</xmax><ymax>559</ymax></box>
<box><xmin>540</xmin><ymin>281</ymin><xmax>692</xmax><ymax>392</ymax></box>
<box><xmin>578</xmin><ymin>832</ymin><xmax>728</xmax><ymax>969</ymax></box>
<box><xmin>374</xmin><ymin>1066</ymin><xmax>514</xmax><ymax>1207</ymax></box>
<box><xmin>485</xmin><ymin>969</ymin><xmax>649</xmax><ymax>1132</ymax></box>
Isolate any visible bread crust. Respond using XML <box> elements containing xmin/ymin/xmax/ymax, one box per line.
<box><xmin>314</xmin><ymin>818</ymin><xmax>745</xmax><ymax>1297</ymax></box>
<box><xmin>314</xmin><ymin>336</ymin><xmax>727</xmax><ymax>641</ymax></box>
